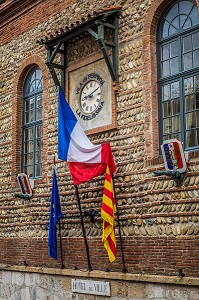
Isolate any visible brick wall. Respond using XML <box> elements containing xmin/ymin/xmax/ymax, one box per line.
<box><xmin>1</xmin><ymin>0</ymin><xmax>199</xmax><ymax>280</ymax></box>
<box><xmin>1</xmin><ymin>236</ymin><xmax>199</xmax><ymax>277</ymax></box>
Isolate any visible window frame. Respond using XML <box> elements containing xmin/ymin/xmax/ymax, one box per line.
<box><xmin>22</xmin><ymin>67</ymin><xmax>43</xmax><ymax>178</ymax></box>
<box><xmin>157</xmin><ymin>0</ymin><xmax>199</xmax><ymax>151</ymax></box>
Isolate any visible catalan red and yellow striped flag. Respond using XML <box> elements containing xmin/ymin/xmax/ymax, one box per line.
<box><xmin>101</xmin><ymin>165</ymin><xmax>116</xmax><ymax>262</ymax></box>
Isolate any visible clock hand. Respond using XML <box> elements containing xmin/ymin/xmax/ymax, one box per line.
<box><xmin>86</xmin><ymin>87</ymin><xmax>100</xmax><ymax>99</ymax></box>
<box><xmin>82</xmin><ymin>86</ymin><xmax>100</xmax><ymax>101</ymax></box>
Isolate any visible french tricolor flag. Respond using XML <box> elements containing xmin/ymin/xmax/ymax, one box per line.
<box><xmin>58</xmin><ymin>89</ymin><xmax>116</xmax><ymax>185</ymax></box>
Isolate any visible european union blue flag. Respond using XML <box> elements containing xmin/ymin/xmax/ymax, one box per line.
<box><xmin>48</xmin><ymin>167</ymin><xmax>63</xmax><ymax>259</ymax></box>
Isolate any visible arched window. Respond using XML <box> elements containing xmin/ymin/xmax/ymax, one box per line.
<box><xmin>22</xmin><ymin>67</ymin><xmax>43</xmax><ymax>178</ymax></box>
<box><xmin>157</xmin><ymin>0</ymin><xmax>199</xmax><ymax>150</ymax></box>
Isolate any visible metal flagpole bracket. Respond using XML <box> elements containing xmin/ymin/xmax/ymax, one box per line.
<box><xmin>154</xmin><ymin>139</ymin><xmax>187</xmax><ymax>187</ymax></box>
<box><xmin>83</xmin><ymin>209</ymin><xmax>99</xmax><ymax>223</ymax></box>
<box><xmin>154</xmin><ymin>169</ymin><xmax>186</xmax><ymax>187</ymax></box>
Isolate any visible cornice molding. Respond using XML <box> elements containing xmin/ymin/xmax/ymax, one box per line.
<box><xmin>0</xmin><ymin>0</ymin><xmax>43</xmax><ymax>28</ymax></box>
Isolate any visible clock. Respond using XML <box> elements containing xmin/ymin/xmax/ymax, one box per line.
<box><xmin>68</xmin><ymin>58</ymin><xmax>115</xmax><ymax>132</ymax></box>
<box><xmin>80</xmin><ymin>80</ymin><xmax>101</xmax><ymax>114</ymax></box>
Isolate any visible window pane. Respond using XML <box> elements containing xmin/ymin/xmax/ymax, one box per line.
<box><xmin>162</xmin><ymin>44</ymin><xmax>170</xmax><ymax>60</ymax></box>
<box><xmin>35</xmin><ymin>164</ymin><xmax>42</xmax><ymax>177</ymax></box>
<box><xmin>166</xmin><ymin>3</ymin><xmax>178</xmax><ymax>23</ymax></box>
<box><xmin>195</xmin><ymin>75</ymin><xmax>199</xmax><ymax>93</ymax></box>
<box><xmin>36</xmin><ymin>126</ymin><xmax>42</xmax><ymax>138</ymax></box>
<box><xmin>183</xmin><ymin>52</ymin><xmax>193</xmax><ymax>70</ymax></box>
<box><xmin>180</xmin><ymin>14</ymin><xmax>187</xmax><ymax>28</ymax></box>
<box><xmin>196</xmin><ymin>94</ymin><xmax>199</xmax><ymax>109</ymax></box>
<box><xmin>172</xmin><ymin>132</ymin><xmax>181</xmax><ymax>140</ymax></box>
<box><xmin>25</xmin><ymin>97</ymin><xmax>34</xmax><ymax>123</ymax></box>
<box><xmin>163</xmin><ymin>101</ymin><xmax>170</xmax><ymax>117</ymax></box>
<box><xmin>169</xmin><ymin>24</ymin><xmax>178</xmax><ymax>36</ymax></box>
<box><xmin>185</xmin><ymin>95</ymin><xmax>194</xmax><ymax>112</ymax></box>
<box><xmin>24</xmin><ymin>140</ymin><xmax>33</xmax><ymax>154</ymax></box>
<box><xmin>196</xmin><ymin>111</ymin><xmax>199</xmax><ymax>126</ymax></box>
<box><xmin>193</xmin><ymin>32</ymin><xmax>199</xmax><ymax>50</ymax></box>
<box><xmin>179</xmin><ymin>1</ymin><xmax>193</xmax><ymax>14</ymax></box>
<box><xmin>170</xmin><ymin>57</ymin><xmax>179</xmax><ymax>74</ymax></box>
<box><xmin>197</xmin><ymin>129</ymin><xmax>199</xmax><ymax>145</ymax></box>
<box><xmin>171</xmin><ymin>16</ymin><xmax>179</xmax><ymax>30</ymax></box>
<box><xmin>186</xmin><ymin>112</ymin><xmax>195</xmax><ymax>129</ymax></box>
<box><xmin>183</xmin><ymin>18</ymin><xmax>192</xmax><ymax>30</ymax></box>
<box><xmin>163</xmin><ymin>84</ymin><xmax>170</xmax><ymax>100</ymax></box>
<box><xmin>36</xmin><ymin>95</ymin><xmax>42</xmax><ymax>120</ymax></box>
<box><xmin>163</xmin><ymin>134</ymin><xmax>172</xmax><ymax>140</ymax></box>
<box><xmin>35</xmin><ymin>150</ymin><xmax>42</xmax><ymax>163</ymax></box>
<box><xmin>170</xmin><ymin>40</ymin><xmax>178</xmax><ymax>57</ymax></box>
<box><xmin>162</xmin><ymin>60</ymin><xmax>170</xmax><ymax>77</ymax></box>
<box><xmin>193</xmin><ymin>49</ymin><xmax>199</xmax><ymax>67</ymax></box>
<box><xmin>24</xmin><ymin>165</ymin><xmax>33</xmax><ymax>178</ymax></box>
<box><xmin>172</xmin><ymin>115</ymin><xmax>180</xmax><ymax>132</ymax></box>
<box><xmin>171</xmin><ymin>81</ymin><xmax>179</xmax><ymax>98</ymax></box>
<box><xmin>186</xmin><ymin>130</ymin><xmax>195</xmax><ymax>147</ymax></box>
<box><xmin>184</xmin><ymin>77</ymin><xmax>194</xmax><ymax>95</ymax></box>
<box><xmin>162</xmin><ymin>20</ymin><xmax>170</xmax><ymax>38</ymax></box>
<box><xmin>163</xmin><ymin>118</ymin><xmax>171</xmax><ymax>134</ymax></box>
<box><xmin>24</xmin><ymin>128</ymin><xmax>34</xmax><ymax>143</ymax></box>
<box><xmin>183</xmin><ymin>35</ymin><xmax>192</xmax><ymax>53</ymax></box>
<box><xmin>24</xmin><ymin>152</ymin><xmax>33</xmax><ymax>167</ymax></box>
<box><xmin>172</xmin><ymin>98</ymin><xmax>180</xmax><ymax>114</ymax></box>
<box><xmin>190</xmin><ymin>6</ymin><xmax>199</xmax><ymax>26</ymax></box>
<box><xmin>36</xmin><ymin>69</ymin><xmax>42</xmax><ymax>81</ymax></box>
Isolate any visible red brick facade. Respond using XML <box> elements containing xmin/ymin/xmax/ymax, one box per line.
<box><xmin>1</xmin><ymin>0</ymin><xmax>199</xmax><ymax>282</ymax></box>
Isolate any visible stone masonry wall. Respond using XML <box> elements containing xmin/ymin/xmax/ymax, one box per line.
<box><xmin>0</xmin><ymin>0</ymin><xmax>199</xmax><ymax>280</ymax></box>
<box><xmin>1</xmin><ymin>269</ymin><xmax>199</xmax><ymax>300</ymax></box>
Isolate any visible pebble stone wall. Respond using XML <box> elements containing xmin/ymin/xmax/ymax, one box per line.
<box><xmin>1</xmin><ymin>0</ymin><xmax>199</xmax><ymax>295</ymax></box>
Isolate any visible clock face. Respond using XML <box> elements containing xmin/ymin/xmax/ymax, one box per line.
<box><xmin>80</xmin><ymin>80</ymin><xmax>101</xmax><ymax>114</ymax></box>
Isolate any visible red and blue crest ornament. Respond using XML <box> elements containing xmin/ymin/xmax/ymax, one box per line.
<box><xmin>17</xmin><ymin>173</ymin><xmax>32</xmax><ymax>197</ymax></box>
<box><xmin>161</xmin><ymin>139</ymin><xmax>187</xmax><ymax>173</ymax></box>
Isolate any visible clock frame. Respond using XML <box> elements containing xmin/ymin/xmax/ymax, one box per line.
<box><xmin>67</xmin><ymin>57</ymin><xmax>117</xmax><ymax>133</ymax></box>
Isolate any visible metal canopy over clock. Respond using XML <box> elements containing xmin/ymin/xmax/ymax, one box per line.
<box><xmin>38</xmin><ymin>6</ymin><xmax>121</xmax><ymax>93</ymax></box>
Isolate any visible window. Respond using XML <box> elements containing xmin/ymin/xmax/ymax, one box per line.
<box><xmin>157</xmin><ymin>0</ymin><xmax>199</xmax><ymax>150</ymax></box>
<box><xmin>22</xmin><ymin>67</ymin><xmax>43</xmax><ymax>178</ymax></box>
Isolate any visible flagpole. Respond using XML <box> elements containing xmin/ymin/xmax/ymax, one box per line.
<box><xmin>75</xmin><ymin>185</ymin><xmax>92</xmax><ymax>271</ymax></box>
<box><xmin>58</xmin><ymin>220</ymin><xmax>65</xmax><ymax>269</ymax></box>
<box><xmin>112</xmin><ymin>174</ymin><xmax>127</xmax><ymax>273</ymax></box>
<box><xmin>54</xmin><ymin>155</ymin><xmax>64</xmax><ymax>268</ymax></box>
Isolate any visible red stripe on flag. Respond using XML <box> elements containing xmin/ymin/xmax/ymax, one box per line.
<box><xmin>105</xmin><ymin>172</ymin><xmax>112</xmax><ymax>183</ymax></box>
<box><xmin>107</xmin><ymin>235</ymin><xmax>116</xmax><ymax>257</ymax></box>
<box><xmin>102</xmin><ymin>202</ymin><xmax>114</xmax><ymax>217</ymax></box>
<box><xmin>103</xmin><ymin>187</ymin><xmax>114</xmax><ymax>201</ymax></box>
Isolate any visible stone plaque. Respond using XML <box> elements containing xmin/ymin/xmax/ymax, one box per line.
<box><xmin>72</xmin><ymin>279</ymin><xmax>110</xmax><ymax>296</ymax></box>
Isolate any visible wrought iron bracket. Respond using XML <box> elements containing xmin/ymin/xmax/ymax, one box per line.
<box><xmin>14</xmin><ymin>193</ymin><xmax>31</xmax><ymax>200</ymax></box>
<box><xmin>86</xmin><ymin>18</ymin><xmax>119</xmax><ymax>82</ymax></box>
<box><xmin>44</xmin><ymin>8</ymin><xmax>120</xmax><ymax>92</ymax></box>
<box><xmin>83</xmin><ymin>209</ymin><xmax>99</xmax><ymax>223</ymax></box>
<box><xmin>45</xmin><ymin>41</ymin><xmax>66</xmax><ymax>93</ymax></box>
<box><xmin>154</xmin><ymin>170</ymin><xmax>186</xmax><ymax>187</ymax></box>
